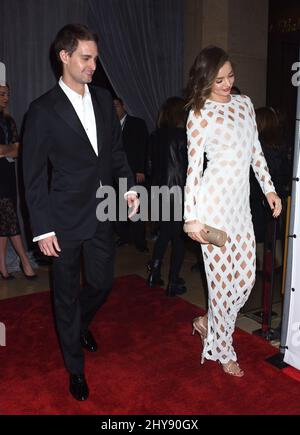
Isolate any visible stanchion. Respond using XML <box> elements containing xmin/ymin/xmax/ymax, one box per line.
<box><xmin>253</xmin><ymin>217</ymin><xmax>279</xmax><ymax>340</ymax></box>
<box><xmin>262</xmin><ymin>219</ymin><xmax>277</xmax><ymax>337</ymax></box>
<box><xmin>281</xmin><ymin>196</ymin><xmax>291</xmax><ymax>294</ymax></box>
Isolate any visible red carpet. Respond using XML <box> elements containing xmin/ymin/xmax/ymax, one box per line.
<box><xmin>1</xmin><ymin>274</ymin><xmax>300</xmax><ymax>415</ymax></box>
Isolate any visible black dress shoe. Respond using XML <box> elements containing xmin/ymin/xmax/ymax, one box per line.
<box><xmin>147</xmin><ymin>259</ymin><xmax>164</xmax><ymax>287</ymax></box>
<box><xmin>80</xmin><ymin>330</ymin><xmax>98</xmax><ymax>352</ymax></box>
<box><xmin>69</xmin><ymin>374</ymin><xmax>89</xmax><ymax>401</ymax></box>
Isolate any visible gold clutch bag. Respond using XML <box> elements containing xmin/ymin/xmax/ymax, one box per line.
<box><xmin>200</xmin><ymin>225</ymin><xmax>227</xmax><ymax>247</ymax></box>
<box><xmin>183</xmin><ymin>222</ymin><xmax>227</xmax><ymax>247</ymax></box>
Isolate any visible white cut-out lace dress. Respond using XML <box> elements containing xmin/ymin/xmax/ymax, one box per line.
<box><xmin>184</xmin><ymin>95</ymin><xmax>275</xmax><ymax>364</ymax></box>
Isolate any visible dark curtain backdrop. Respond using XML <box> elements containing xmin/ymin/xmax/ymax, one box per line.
<box><xmin>0</xmin><ymin>0</ymin><xmax>183</xmax><ymax>131</ymax></box>
<box><xmin>88</xmin><ymin>0</ymin><xmax>184</xmax><ymax>131</ymax></box>
<box><xmin>0</xmin><ymin>0</ymin><xmax>89</xmax><ymax>128</ymax></box>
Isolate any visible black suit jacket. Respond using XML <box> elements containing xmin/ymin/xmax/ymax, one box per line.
<box><xmin>23</xmin><ymin>84</ymin><xmax>134</xmax><ymax>240</ymax></box>
<box><xmin>122</xmin><ymin>115</ymin><xmax>148</xmax><ymax>176</ymax></box>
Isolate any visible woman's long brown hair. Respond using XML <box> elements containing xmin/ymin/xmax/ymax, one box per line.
<box><xmin>255</xmin><ymin>107</ymin><xmax>281</xmax><ymax>149</ymax></box>
<box><xmin>185</xmin><ymin>46</ymin><xmax>230</xmax><ymax>113</ymax></box>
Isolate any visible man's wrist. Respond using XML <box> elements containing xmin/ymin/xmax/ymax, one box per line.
<box><xmin>33</xmin><ymin>231</ymin><xmax>56</xmax><ymax>242</ymax></box>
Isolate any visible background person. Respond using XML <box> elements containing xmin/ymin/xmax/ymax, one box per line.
<box><xmin>147</xmin><ymin>97</ymin><xmax>188</xmax><ymax>296</ymax></box>
<box><xmin>113</xmin><ymin>97</ymin><xmax>149</xmax><ymax>252</ymax></box>
<box><xmin>0</xmin><ymin>83</ymin><xmax>36</xmax><ymax>280</ymax></box>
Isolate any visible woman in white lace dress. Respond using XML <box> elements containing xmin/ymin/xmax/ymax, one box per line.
<box><xmin>184</xmin><ymin>46</ymin><xmax>282</xmax><ymax>377</ymax></box>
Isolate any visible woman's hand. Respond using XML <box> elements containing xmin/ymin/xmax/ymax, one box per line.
<box><xmin>266</xmin><ymin>192</ymin><xmax>282</xmax><ymax>218</ymax></box>
<box><xmin>185</xmin><ymin>220</ymin><xmax>209</xmax><ymax>244</ymax></box>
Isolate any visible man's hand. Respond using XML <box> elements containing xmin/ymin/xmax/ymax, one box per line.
<box><xmin>266</xmin><ymin>192</ymin><xmax>282</xmax><ymax>218</ymax></box>
<box><xmin>136</xmin><ymin>173</ymin><xmax>145</xmax><ymax>184</ymax></box>
<box><xmin>127</xmin><ymin>193</ymin><xmax>140</xmax><ymax>219</ymax></box>
<box><xmin>38</xmin><ymin>235</ymin><xmax>61</xmax><ymax>257</ymax></box>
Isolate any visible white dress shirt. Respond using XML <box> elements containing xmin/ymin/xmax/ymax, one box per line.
<box><xmin>59</xmin><ymin>77</ymin><xmax>98</xmax><ymax>155</ymax></box>
<box><xmin>120</xmin><ymin>113</ymin><xmax>127</xmax><ymax>130</ymax></box>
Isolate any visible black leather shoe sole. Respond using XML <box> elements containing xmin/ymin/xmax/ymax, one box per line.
<box><xmin>69</xmin><ymin>374</ymin><xmax>89</xmax><ymax>401</ymax></box>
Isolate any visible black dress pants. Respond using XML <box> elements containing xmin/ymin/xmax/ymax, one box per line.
<box><xmin>52</xmin><ymin>222</ymin><xmax>114</xmax><ymax>374</ymax></box>
<box><xmin>152</xmin><ymin>220</ymin><xmax>185</xmax><ymax>281</ymax></box>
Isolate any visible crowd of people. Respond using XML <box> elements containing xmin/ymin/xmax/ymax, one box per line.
<box><xmin>0</xmin><ymin>23</ymin><xmax>289</xmax><ymax>400</ymax></box>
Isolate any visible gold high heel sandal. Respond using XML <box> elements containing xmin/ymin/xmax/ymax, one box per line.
<box><xmin>192</xmin><ymin>316</ymin><xmax>208</xmax><ymax>365</ymax></box>
<box><xmin>192</xmin><ymin>316</ymin><xmax>208</xmax><ymax>345</ymax></box>
<box><xmin>221</xmin><ymin>360</ymin><xmax>244</xmax><ymax>377</ymax></box>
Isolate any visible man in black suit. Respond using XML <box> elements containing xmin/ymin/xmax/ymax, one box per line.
<box><xmin>22</xmin><ymin>24</ymin><xmax>139</xmax><ymax>401</ymax></box>
<box><xmin>113</xmin><ymin>97</ymin><xmax>149</xmax><ymax>252</ymax></box>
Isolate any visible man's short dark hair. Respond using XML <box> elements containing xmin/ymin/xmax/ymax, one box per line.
<box><xmin>54</xmin><ymin>23</ymin><xmax>99</xmax><ymax>64</ymax></box>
